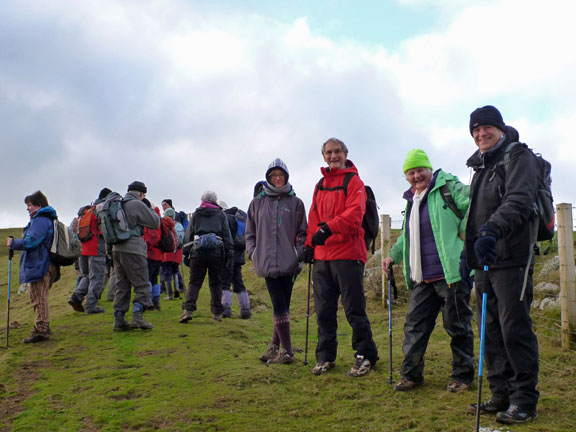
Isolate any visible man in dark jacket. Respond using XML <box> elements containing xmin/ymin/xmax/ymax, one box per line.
<box><xmin>464</xmin><ymin>106</ymin><xmax>539</xmax><ymax>424</ymax></box>
<box><xmin>180</xmin><ymin>191</ymin><xmax>234</xmax><ymax>323</ymax></box>
<box><xmin>303</xmin><ymin>138</ymin><xmax>378</xmax><ymax>377</ymax></box>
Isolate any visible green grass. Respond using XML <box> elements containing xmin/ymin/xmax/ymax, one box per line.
<box><xmin>0</xmin><ymin>228</ymin><xmax>575</xmax><ymax>431</ymax></box>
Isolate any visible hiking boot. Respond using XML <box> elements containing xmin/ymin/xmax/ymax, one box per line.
<box><xmin>467</xmin><ymin>398</ymin><xmax>509</xmax><ymax>415</ymax></box>
<box><xmin>240</xmin><ymin>308</ymin><xmax>252</xmax><ymax>319</ymax></box>
<box><xmin>113</xmin><ymin>311</ymin><xmax>131</xmax><ymax>332</ymax></box>
<box><xmin>68</xmin><ymin>299</ymin><xmax>85</xmax><ymax>313</ymax></box>
<box><xmin>394</xmin><ymin>377</ymin><xmax>424</xmax><ymax>391</ymax></box>
<box><xmin>149</xmin><ymin>300</ymin><xmax>161</xmax><ymax>311</ymax></box>
<box><xmin>311</xmin><ymin>361</ymin><xmax>336</xmax><ymax>375</ymax></box>
<box><xmin>212</xmin><ymin>313</ymin><xmax>222</xmax><ymax>322</ymax></box>
<box><xmin>179</xmin><ymin>310</ymin><xmax>193</xmax><ymax>323</ymax></box>
<box><xmin>348</xmin><ymin>355</ymin><xmax>372</xmax><ymax>377</ymax></box>
<box><xmin>23</xmin><ymin>328</ymin><xmax>49</xmax><ymax>344</ymax></box>
<box><xmin>446</xmin><ymin>380</ymin><xmax>471</xmax><ymax>393</ymax></box>
<box><xmin>260</xmin><ymin>343</ymin><xmax>279</xmax><ymax>363</ymax></box>
<box><xmin>267</xmin><ymin>349</ymin><xmax>295</xmax><ymax>365</ymax></box>
<box><xmin>496</xmin><ymin>405</ymin><xmax>538</xmax><ymax>424</ymax></box>
<box><xmin>130</xmin><ymin>311</ymin><xmax>154</xmax><ymax>330</ymax></box>
<box><xmin>173</xmin><ymin>290</ymin><xmax>180</xmax><ymax>299</ymax></box>
<box><xmin>86</xmin><ymin>306</ymin><xmax>105</xmax><ymax>315</ymax></box>
<box><xmin>163</xmin><ymin>295</ymin><xmax>172</xmax><ymax>301</ymax></box>
<box><xmin>222</xmin><ymin>307</ymin><xmax>232</xmax><ymax>319</ymax></box>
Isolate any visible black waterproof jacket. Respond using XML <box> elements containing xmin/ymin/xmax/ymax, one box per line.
<box><xmin>464</xmin><ymin>126</ymin><xmax>538</xmax><ymax>270</ymax></box>
<box><xmin>183</xmin><ymin>206</ymin><xmax>234</xmax><ymax>259</ymax></box>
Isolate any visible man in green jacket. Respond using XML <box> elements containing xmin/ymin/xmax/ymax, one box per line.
<box><xmin>382</xmin><ymin>149</ymin><xmax>474</xmax><ymax>392</ymax></box>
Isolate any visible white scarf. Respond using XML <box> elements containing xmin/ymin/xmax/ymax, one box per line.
<box><xmin>409</xmin><ymin>189</ymin><xmax>426</xmax><ymax>283</ymax></box>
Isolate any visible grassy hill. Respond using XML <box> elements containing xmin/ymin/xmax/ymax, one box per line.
<box><xmin>0</xmin><ymin>227</ymin><xmax>575</xmax><ymax>431</ymax></box>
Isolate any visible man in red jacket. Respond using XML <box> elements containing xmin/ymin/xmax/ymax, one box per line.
<box><xmin>68</xmin><ymin>188</ymin><xmax>111</xmax><ymax>314</ymax></box>
<box><xmin>302</xmin><ymin>138</ymin><xmax>379</xmax><ymax>377</ymax></box>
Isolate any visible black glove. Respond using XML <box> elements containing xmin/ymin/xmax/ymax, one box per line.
<box><xmin>473</xmin><ymin>224</ymin><xmax>499</xmax><ymax>267</ymax></box>
<box><xmin>300</xmin><ymin>246</ymin><xmax>314</xmax><ymax>264</ymax></box>
<box><xmin>311</xmin><ymin>223</ymin><xmax>332</xmax><ymax>246</ymax></box>
<box><xmin>459</xmin><ymin>250</ymin><xmax>473</xmax><ymax>290</ymax></box>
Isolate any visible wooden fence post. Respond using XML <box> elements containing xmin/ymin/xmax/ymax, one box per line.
<box><xmin>557</xmin><ymin>203</ymin><xmax>576</xmax><ymax>350</ymax></box>
<box><xmin>380</xmin><ymin>214</ymin><xmax>391</xmax><ymax>307</ymax></box>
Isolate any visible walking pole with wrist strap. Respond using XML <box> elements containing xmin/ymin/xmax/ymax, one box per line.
<box><xmin>475</xmin><ymin>264</ymin><xmax>489</xmax><ymax>432</ymax></box>
<box><xmin>304</xmin><ymin>263</ymin><xmax>312</xmax><ymax>365</ymax></box>
<box><xmin>387</xmin><ymin>264</ymin><xmax>396</xmax><ymax>384</ymax></box>
<box><xmin>6</xmin><ymin>239</ymin><xmax>14</xmax><ymax>348</ymax></box>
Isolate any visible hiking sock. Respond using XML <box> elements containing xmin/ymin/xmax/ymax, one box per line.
<box><xmin>274</xmin><ymin>312</ymin><xmax>292</xmax><ymax>354</ymax></box>
<box><xmin>272</xmin><ymin>319</ymin><xmax>280</xmax><ymax>346</ymax></box>
<box><xmin>222</xmin><ymin>290</ymin><xmax>233</xmax><ymax>308</ymax></box>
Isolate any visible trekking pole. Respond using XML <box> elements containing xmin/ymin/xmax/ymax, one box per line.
<box><xmin>6</xmin><ymin>240</ymin><xmax>14</xmax><ymax>348</ymax></box>
<box><xmin>387</xmin><ymin>264</ymin><xmax>395</xmax><ymax>384</ymax></box>
<box><xmin>475</xmin><ymin>265</ymin><xmax>489</xmax><ymax>432</ymax></box>
<box><xmin>304</xmin><ymin>263</ymin><xmax>312</xmax><ymax>365</ymax></box>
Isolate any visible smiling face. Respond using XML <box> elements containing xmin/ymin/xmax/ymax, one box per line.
<box><xmin>405</xmin><ymin>167</ymin><xmax>433</xmax><ymax>193</ymax></box>
<box><xmin>323</xmin><ymin>140</ymin><xmax>347</xmax><ymax>170</ymax></box>
<box><xmin>472</xmin><ymin>125</ymin><xmax>504</xmax><ymax>153</ymax></box>
<box><xmin>268</xmin><ymin>169</ymin><xmax>287</xmax><ymax>187</ymax></box>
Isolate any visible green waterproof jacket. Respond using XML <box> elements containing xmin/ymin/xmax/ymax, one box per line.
<box><xmin>389</xmin><ymin>169</ymin><xmax>469</xmax><ymax>290</ymax></box>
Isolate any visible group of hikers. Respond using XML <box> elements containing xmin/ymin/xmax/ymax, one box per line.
<box><xmin>6</xmin><ymin>105</ymin><xmax>541</xmax><ymax>425</ymax></box>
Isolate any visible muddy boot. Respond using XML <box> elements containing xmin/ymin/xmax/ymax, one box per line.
<box><xmin>237</xmin><ymin>291</ymin><xmax>252</xmax><ymax>319</ymax></box>
<box><xmin>221</xmin><ymin>290</ymin><xmax>233</xmax><ymax>318</ymax></box>
<box><xmin>150</xmin><ymin>299</ymin><xmax>161</xmax><ymax>311</ymax></box>
<box><xmin>113</xmin><ymin>311</ymin><xmax>131</xmax><ymax>332</ymax></box>
<box><xmin>164</xmin><ymin>281</ymin><xmax>173</xmax><ymax>300</ymax></box>
<box><xmin>130</xmin><ymin>303</ymin><xmax>154</xmax><ymax>330</ymax></box>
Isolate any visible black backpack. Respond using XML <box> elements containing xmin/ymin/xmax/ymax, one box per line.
<box><xmin>315</xmin><ymin>173</ymin><xmax>379</xmax><ymax>254</ymax></box>
<box><xmin>494</xmin><ymin>142</ymin><xmax>555</xmax><ymax>241</ymax></box>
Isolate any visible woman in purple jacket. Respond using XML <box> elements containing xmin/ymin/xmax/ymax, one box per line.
<box><xmin>7</xmin><ymin>191</ymin><xmax>59</xmax><ymax>343</ymax></box>
<box><xmin>246</xmin><ymin>159</ymin><xmax>308</xmax><ymax>364</ymax></box>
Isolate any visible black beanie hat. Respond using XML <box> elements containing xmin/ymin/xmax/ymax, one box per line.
<box><xmin>469</xmin><ymin>105</ymin><xmax>506</xmax><ymax>135</ymax></box>
<box><xmin>162</xmin><ymin>199</ymin><xmax>173</xmax><ymax>208</ymax></box>
<box><xmin>127</xmin><ymin>180</ymin><xmax>147</xmax><ymax>193</ymax></box>
<box><xmin>98</xmin><ymin>188</ymin><xmax>112</xmax><ymax>200</ymax></box>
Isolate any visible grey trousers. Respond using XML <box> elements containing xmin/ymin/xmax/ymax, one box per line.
<box><xmin>71</xmin><ymin>255</ymin><xmax>107</xmax><ymax>312</ymax></box>
<box><xmin>401</xmin><ymin>279</ymin><xmax>475</xmax><ymax>384</ymax></box>
<box><xmin>112</xmin><ymin>251</ymin><xmax>151</xmax><ymax>313</ymax></box>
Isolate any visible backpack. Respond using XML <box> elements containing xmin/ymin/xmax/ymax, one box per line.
<box><xmin>233</xmin><ymin>209</ymin><xmax>247</xmax><ymax>249</ymax></box>
<box><xmin>495</xmin><ymin>142</ymin><xmax>555</xmax><ymax>241</ymax></box>
<box><xmin>192</xmin><ymin>233</ymin><xmax>224</xmax><ymax>251</ymax></box>
<box><xmin>177</xmin><ymin>211</ymin><xmax>189</xmax><ymax>230</ymax></box>
<box><xmin>75</xmin><ymin>205</ymin><xmax>97</xmax><ymax>242</ymax></box>
<box><xmin>174</xmin><ymin>221</ymin><xmax>185</xmax><ymax>248</ymax></box>
<box><xmin>315</xmin><ymin>173</ymin><xmax>380</xmax><ymax>254</ymax></box>
<box><xmin>95</xmin><ymin>192</ymin><xmax>142</xmax><ymax>244</ymax></box>
<box><xmin>50</xmin><ymin>219</ymin><xmax>82</xmax><ymax>266</ymax></box>
<box><xmin>158</xmin><ymin>217</ymin><xmax>177</xmax><ymax>253</ymax></box>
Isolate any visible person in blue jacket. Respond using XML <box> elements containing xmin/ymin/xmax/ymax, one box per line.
<box><xmin>6</xmin><ymin>191</ymin><xmax>59</xmax><ymax>343</ymax></box>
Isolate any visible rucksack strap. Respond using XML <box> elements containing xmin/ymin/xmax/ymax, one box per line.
<box><xmin>315</xmin><ymin>172</ymin><xmax>357</xmax><ymax>196</ymax></box>
<box><xmin>439</xmin><ymin>183</ymin><xmax>464</xmax><ymax>219</ymax></box>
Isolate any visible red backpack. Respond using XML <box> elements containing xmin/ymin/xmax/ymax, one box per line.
<box><xmin>157</xmin><ymin>217</ymin><xmax>177</xmax><ymax>253</ymax></box>
<box><xmin>75</xmin><ymin>205</ymin><xmax>97</xmax><ymax>242</ymax></box>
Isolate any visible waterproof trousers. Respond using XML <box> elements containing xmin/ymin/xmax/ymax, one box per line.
<box><xmin>475</xmin><ymin>266</ymin><xmax>539</xmax><ymax>410</ymax></box>
<box><xmin>182</xmin><ymin>255</ymin><xmax>224</xmax><ymax>316</ymax></box>
<box><xmin>313</xmin><ymin>260</ymin><xmax>378</xmax><ymax>364</ymax></box>
<box><xmin>400</xmin><ymin>279</ymin><xmax>475</xmax><ymax>384</ymax></box>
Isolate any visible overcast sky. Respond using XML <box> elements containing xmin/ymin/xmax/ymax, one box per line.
<box><xmin>1</xmin><ymin>0</ymin><xmax>574</xmax><ymax>229</ymax></box>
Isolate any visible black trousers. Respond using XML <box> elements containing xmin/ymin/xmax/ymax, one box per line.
<box><xmin>401</xmin><ymin>279</ymin><xmax>475</xmax><ymax>384</ymax></box>
<box><xmin>475</xmin><ymin>266</ymin><xmax>539</xmax><ymax>409</ymax></box>
<box><xmin>183</xmin><ymin>255</ymin><xmax>224</xmax><ymax>315</ymax></box>
<box><xmin>221</xmin><ymin>262</ymin><xmax>247</xmax><ymax>293</ymax></box>
<box><xmin>313</xmin><ymin>260</ymin><xmax>378</xmax><ymax>364</ymax></box>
